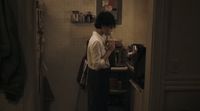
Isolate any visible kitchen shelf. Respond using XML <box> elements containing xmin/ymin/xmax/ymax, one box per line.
<box><xmin>111</xmin><ymin>66</ymin><xmax>128</xmax><ymax>71</ymax></box>
<box><xmin>110</xmin><ymin>89</ymin><xmax>128</xmax><ymax>94</ymax></box>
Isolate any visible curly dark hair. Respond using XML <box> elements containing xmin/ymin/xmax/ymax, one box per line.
<box><xmin>95</xmin><ymin>11</ymin><xmax>116</xmax><ymax>29</ymax></box>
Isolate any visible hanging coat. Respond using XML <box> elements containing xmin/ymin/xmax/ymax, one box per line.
<box><xmin>0</xmin><ymin>0</ymin><xmax>26</xmax><ymax>103</ymax></box>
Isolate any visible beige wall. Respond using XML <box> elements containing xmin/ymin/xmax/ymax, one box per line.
<box><xmin>42</xmin><ymin>0</ymin><xmax>151</xmax><ymax>111</ymax></box>
<box><xmin>113</xmin><ymin>0</ymin><xmax>149</xmax><ymax>46</ymax></box>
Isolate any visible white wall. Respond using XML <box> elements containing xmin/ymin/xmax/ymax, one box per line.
<box><xmin>42</xmin><ymin>0</ymin><xmax>151</xmax><ymax>111</ymax></box>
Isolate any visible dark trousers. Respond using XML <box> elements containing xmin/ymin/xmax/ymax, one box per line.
<box><xmin>87</xmin><ymin>68</ymin><xmax>110</xmax><ymax>111</ymax></box>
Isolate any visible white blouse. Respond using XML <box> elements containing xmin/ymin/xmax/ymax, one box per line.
<box><xmin>87</xmin><ymin>31</ymin><xmax>110</xmax><ymax>70</ymax></box>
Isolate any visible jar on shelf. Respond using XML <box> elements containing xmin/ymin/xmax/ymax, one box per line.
<box><xmin>79</xmin><ymin>12</ymin><xmax>86</xmax><ymax>23</ymax></box>
<box><xmin>85</xmin><ymin>11</ymin><xmax>93</xmax><ymax>23</ymax></box>
<box><xmin>71</xmin><ymin>11</ymin><xmax>79</xmax><ymax>23</ymax></box>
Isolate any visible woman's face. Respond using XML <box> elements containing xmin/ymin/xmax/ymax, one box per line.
<box><xmin>101</xmin><ymin>26</ymin><xmax>113</xmax><ymax>36</ymax></box>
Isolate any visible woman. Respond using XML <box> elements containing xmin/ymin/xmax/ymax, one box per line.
<box><xmin>87</xmin><ymin>11</ymin><xmax>116</xmax><ymax>111</ymax></box>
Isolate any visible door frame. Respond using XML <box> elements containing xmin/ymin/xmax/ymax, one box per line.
<box><xmin>143</xmin><ymin>0</ymin><xmax>167</xmax><ymax>111</ymax></box>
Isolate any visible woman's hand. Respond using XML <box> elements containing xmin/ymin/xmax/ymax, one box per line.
<box><xmin>106</xmin><ymin>39</ymin><xmax>115</xmax><ymax>52</ymax></box>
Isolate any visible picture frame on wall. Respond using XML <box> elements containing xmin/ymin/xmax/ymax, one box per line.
<box><xmin>96</xmin><ymin>0</ymin><xmax>122</xmax><ymax>25</ymax></box>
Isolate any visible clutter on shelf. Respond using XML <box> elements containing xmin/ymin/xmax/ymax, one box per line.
<box><xmin>71</xmin><ymin>10</ymin><xmax>95</xmax><ymax>23</ymax></box>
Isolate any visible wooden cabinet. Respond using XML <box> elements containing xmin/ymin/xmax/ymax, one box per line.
<box><xmin>108</xmin><ymin>67</ymin><xmax>130</xmax><ymax>111</ymax></box>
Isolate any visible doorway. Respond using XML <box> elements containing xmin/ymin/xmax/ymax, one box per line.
<box><xmin>33</xmin><ymin>0</ymin><xmax>154</xmax><ymax>111</ymax></box>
